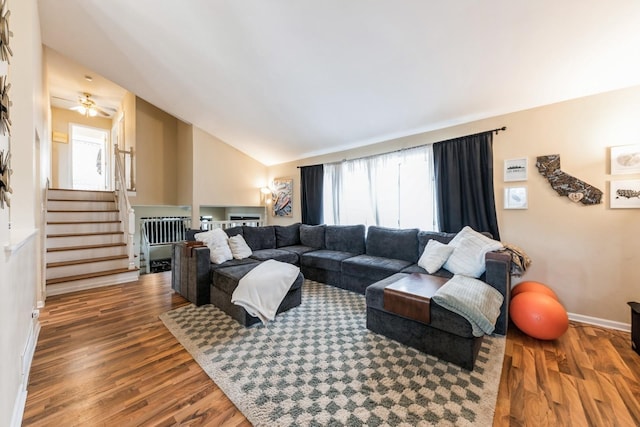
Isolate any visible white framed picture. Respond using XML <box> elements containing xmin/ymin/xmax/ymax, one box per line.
<box><xmin>504</xmin><ymin>158</ymin><xmax>528</xmax><ymax>182</ymax></box>
<box><xmin>611</xmin><ymin>144</ymin><xmax>640</xmax><ymax>175</ymax></box>
<box><xmin>504</xmin><ymin>186</ymin><xmax>528</xmax><ymax>209</ymax></box>
<box><xmin>610</xmin><ymin>179</ymin><xmax>640</xmax><ymax>209</ymax></box>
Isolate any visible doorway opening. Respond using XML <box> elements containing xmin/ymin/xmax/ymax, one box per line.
<box><xmin>70</xmin><ymin>124</ymin><xmax>110</xmax><ymax>191</ymax></box>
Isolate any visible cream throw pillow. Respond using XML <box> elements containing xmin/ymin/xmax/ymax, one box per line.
<box><xmin>418</xmin><ymin>239</ymin><xmax>454</xmax><ymax>274</ymax></box>
<box><xmin>195</xmin><ymin>228</ymin><xmax>233</xmax><ymax>264</ymax></box>
<box><xmin>442</xmin><ymin>226</ymin><xmax>503</xmax><ymax>278</ymax></box>
<box><xmin>209</xmin><ymin>243</ymin><xmax>233</xmax><ymax>264</ymax></box>
<box><xmin>195</xmin><ymin>228</ymin><xmax>228</xmax><ymax>247</ymax></box>
<box><xmin>228</xmin><ymin>235</ymin><xmax>253</xmax><ymax>259</ymax></box>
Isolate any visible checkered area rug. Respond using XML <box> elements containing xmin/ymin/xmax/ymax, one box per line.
<box><xmin>160</xmin><ymin>280</ymin><xmax>505</xmax><ymax>426</ymax></box>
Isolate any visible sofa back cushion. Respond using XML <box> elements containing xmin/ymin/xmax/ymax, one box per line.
<box><xmin>185</xmin><ymin>228</ymin><xmax>201</xmax><ymax>241</ymax></box>
<box><xmin>366</xmin><ymin>226</ymin><xmax>419</xmax><ymax>263</ymax></box>
<box><xmin>300</xmin><ymin>224</ymin><xmax>326</xmax><ymax>249</ymax></box>
<box><xmin>275</xmin><ymin>223</ymin><xmax>301</xmax><ymax>247</ymax></box>
<box><xmin>325</xmin><ymin>225</ymin><xmax>366</xmax><ymax>254</ymax></box>
<box><xmin>242</xmin><ymin>226</ymin><xmax>276</xmax><ymax>251</ymax></box>
<box><xmin>224</xmin><ymin>226</ymin><xmax>244</xmax><ymax>238</ymax></box>
<box><xmin>417</xmin><ymin>231</ymin><xmax>457</xmax><ymax>255</ymax></box>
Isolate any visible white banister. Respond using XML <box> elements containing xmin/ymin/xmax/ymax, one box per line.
<box><xmin>114</xmin><ymin>144</ymin><xmax>136</xmax><ymax>270</ymax></box>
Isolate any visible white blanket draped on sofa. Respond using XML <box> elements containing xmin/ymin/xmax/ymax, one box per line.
<box><xmin>231</xmin><ymin>259</ymin><xmax>300</xmax><ymax>325</ymax></box>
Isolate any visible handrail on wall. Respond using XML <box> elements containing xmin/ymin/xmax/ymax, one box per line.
<box><xmin>114</xmin><ymin>144</ymin><xmax>136</xmax><ymax>270</ymax></box>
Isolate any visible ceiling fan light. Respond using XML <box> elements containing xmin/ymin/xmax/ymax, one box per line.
<box><xmin>88</xmin><ymin>107</ymin><xmax>97</xmax><ymax>117</ymax></box>
<box><xmin>77</xmin><ymin>106</ymin><xmax>87</xmax><ymax>115</ymax></box>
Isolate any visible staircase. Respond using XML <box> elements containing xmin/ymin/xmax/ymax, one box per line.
<box><xmin>45</xmin><ymin>188</ymin><xmax>139</xmax><ymax>296</ymax></box>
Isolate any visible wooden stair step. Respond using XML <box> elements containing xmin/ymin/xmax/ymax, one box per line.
<box><xmin>46</xmin><ymin>268</ymin><xmax>138</xmax><ymax>286</ymax></box>
<box><xmin>47</xmin><ymin>243</ymin><xmax>126</xmax><ymax>253</ymax></box>
<box><xmin>47</xmin><ymin>255</ymin><xmax>129</xmax><ymax>269</ymax></box>
<box><xmin>47</xmin><ymin>231</ymin><xmax>124</xmax><ymax>238</ymax></box>
<box><xmin>47</xmin><ymin>220</ymin><xmax>121</xmax><ymax>224</ymax></box>
<box><xmin>47</xmin><ymin>209</ymin><xmax>119</xmax><ymax>213</ymax></box>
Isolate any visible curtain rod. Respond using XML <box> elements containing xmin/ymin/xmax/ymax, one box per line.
<box><xmin>297</xmin><ymin>126</ymin><xmax>507</xmax><ymax>168</ymax></box>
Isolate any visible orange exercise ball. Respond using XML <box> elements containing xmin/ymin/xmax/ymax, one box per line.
<box><xmin>510</xmin><ymin>292</ymin><xmax>569</xmax><ymax>340</ymax></box>
<box><xmin>512</xmin><ymin>281</ymin><xmax>559</xmax><ymax>300</ymax></box>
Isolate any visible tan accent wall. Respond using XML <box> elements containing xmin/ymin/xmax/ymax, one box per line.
<box><xmin>268</xmin><ymin>85</ymin><xmax>640</xmax><ymax>324</ymax></box>
<box><xmin>192</xmin><ymin>126</ymin><xmax>267</xmax><ymax>212</ymax></box>
<box><xmin>176</xmin><ymin>121</ymin><xmax>194</xmax><ymax>207</ymax></box>
<box><xmin>129</xmin><ymin>98</ymin><xmax>179</xmax><ymax>205</ymax></box>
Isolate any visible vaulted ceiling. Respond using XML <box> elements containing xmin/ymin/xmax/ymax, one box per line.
<box><xmin>38</xmin><ymin>0</ymin><xmax>640</xmax><ymax>165</ymax></box>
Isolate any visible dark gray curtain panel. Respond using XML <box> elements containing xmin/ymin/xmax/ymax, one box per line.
<box><xmin>300</xmin><ymin>164</ymin><xmax>324</xmax><ymax>225</ymax></box>
<box><xmin>433</xmin><ymin>132</ymin><xmax>500</xmax><ymax>240</ymax></box>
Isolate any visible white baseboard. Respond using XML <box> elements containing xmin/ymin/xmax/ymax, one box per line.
<box><xmin>11</xmin><ymin>317</ymin><xmax>40</xmax><ymax>427</ymax></box>
<box><xmin>568</xmin><ymin>312</ymin><xmax>631</xmax><ymax>332</ymax></box>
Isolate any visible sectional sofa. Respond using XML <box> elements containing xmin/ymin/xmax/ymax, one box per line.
<box><xmin>171</xmin><ymin>223</ymin><xmax>511</xmax><ymax>369</ymax></box>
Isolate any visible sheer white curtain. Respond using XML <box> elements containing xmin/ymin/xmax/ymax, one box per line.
<box><xmin>323</xmin><ymin>145</ymin><xmax>437</xmax><ymax>230</ymax></box>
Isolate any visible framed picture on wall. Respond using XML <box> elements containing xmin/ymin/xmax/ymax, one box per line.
<box><xmin>272</xmin><ymin>177</ymin><xmax>293</xmax><ymax>217</ymax></box>
<box><xmin>611</xmin><ymin>144</ymin><xmax>640</xmax><ymax>175</ymax></box>
<box><xmin>504</xmin><ymin>158</ymin><xmax>528</xmax><ymax>182</ymax></box>
<box><xmin>504</xmin><ymin>186</ymin><xmax>528</xmax><ymax>209</ymax></box>
<box><xmin>610</xmin><ymin>179</ymin><xmax>640</xmax><ymax>208</ymax></box>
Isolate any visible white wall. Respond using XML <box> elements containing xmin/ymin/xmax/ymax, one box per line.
<box><xmin>268</xmin><ymin>86</ymin><xmax>640</xmax><ymax>326</ymax></box>
<box><xmin>0</xmin><ymin>0</ymin><xmax>47</xmax><ymax>425</ymax></box>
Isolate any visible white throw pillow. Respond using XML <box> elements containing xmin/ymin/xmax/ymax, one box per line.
<box><xmin>228</xmin><ymin>235</ymin><xmax>253</xmax><ymax>259</ymax></box>
<box><xmin>443</xmin><ymin>226</ymin><xmax>503</xmax><ymax>278</ymax></box>
<box><xmin>209</xmin><ymin>242</ymin><xmax>233</xmax><ymax>264</ymax></box>
<box><xmin>195</xmin><ymin>228</ymin><xmax>228</xmax><ymax>247</ymax></box>
<box><xmin>418</xmin><ymin>239</ymin><xmax>454</xmax><ymax>274</ymax></box>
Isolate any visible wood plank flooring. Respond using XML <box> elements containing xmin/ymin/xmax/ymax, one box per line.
<box><xmin>22</xmin><ymin>272</ymin><xmax>639</xmax><ymax>426</ymax></box>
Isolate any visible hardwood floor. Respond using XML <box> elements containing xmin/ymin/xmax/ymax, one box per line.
<box><xmin>23</xmin><ymin>272</ymin><xmax>639</xmax><ymax>426</ymax></box>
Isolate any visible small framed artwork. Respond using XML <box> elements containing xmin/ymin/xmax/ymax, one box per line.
<box><xmin>504</xmin><ymin>186</ymin><xmax>528</xmax><ymax>209</ymax></box>
<box><xmin>611</xmin><ymin>144</ymin><xmax>640</xmax><ymax>175</ymax></box>
<box><xmin>504</xmin><ymin>158</ymin><xmax>528</xmax><ymax>182</ymax></box>
<box><xmin>272</xmin><ymin>177</ymin><xmax>293</xmax><ymax>217</ymax></box>
<box><xmin>610</xmin><ymin>179</ymin><xmax>640</xmax><ymax>209</ymax></box>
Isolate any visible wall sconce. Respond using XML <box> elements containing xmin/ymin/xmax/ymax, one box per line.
<box><xmin>260</xmin><ymin>186</ymin><xmax>273</xmax><ymax>205</ymax></box>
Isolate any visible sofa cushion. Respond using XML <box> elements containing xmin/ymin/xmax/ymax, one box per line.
<box><xmin>279</xmin><ymin>245</ymin><xmax>317</xmax><ymax>258</ymax></box>
<box><xmin>400</xmin><ymin>263</ymin><xmax>454</xmax><ymax>279</ymax></box>
<box><xmin>185</xmin><ymin>228</ymin><xmax>201</xmax><ymax>241</ymax></box>
<box><xmin>208</xmin><ymin>258</ymin><xmax>260</xmax><ymax>280</ymax></box>
<box><xmin>213</xmin><ymin>262</ymin><xmax>303</xmax><ymax>295</ymax></box>
<box><xmin>275</xmin><ymin>223</ymin><xmax>301</xmax><ymax>247</ymax></box>
<box><xmin>325</xmin><ymin>225</ymin><xmax>365</xmax><ymax>254</ymax></box>
<box><xmin>224</xmin><ymin>226</ymin><xmax>244</xmax><ymax>238</ymax></box>
<box><xmin>242</xmin><ymin>226</ymin><xmax>276</xmax><ymax>251</ymax></box>
<box><xmin>342</xmin><ymin>254</ymin><xmax>412</xmax><ymax>281</ymax></box>
<box><xmin>301</xmin><ymin>250</ymin><xmax>355</xmax><ymax>272</ymax></box>
<box><xmin>250</xmin><ymin>248</ymin><xmax>298</xmax><ymax>264</ymax></box>
<box><xmin>300</xmin><ymin>224</ymin><xmax>325</xmax><ymax>249</ymax></box>
<box><xmin>366</xmin><ymin>226</ymin><xmax>419</xmax><ymax>263</ymax></box>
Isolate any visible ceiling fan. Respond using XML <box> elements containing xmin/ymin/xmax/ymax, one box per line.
<box><xmin>69</xmin><ymin>93</ymin><xmax>112</xmax><ymax>117</ymax></box>
<box><xmin>51</xmin><ymin>93</ymin><xmax>116</xmax><ymax>118</ymax></box>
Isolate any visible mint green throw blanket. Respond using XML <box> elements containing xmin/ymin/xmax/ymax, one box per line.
<box><xmin>432</xmin><ymin>274</ymin><xmax>504</xmax><ymax>337</ymax></box>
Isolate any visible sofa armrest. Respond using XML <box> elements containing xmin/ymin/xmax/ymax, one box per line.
<box><xmin>484</xmin><ymin>251</ymin><xmax>511</xmax><ymax>335</ymax></box>
<box><xmin>171</xmin><ymin>242</ymin><xmax>212</xmax><ymax>306</ymax></box>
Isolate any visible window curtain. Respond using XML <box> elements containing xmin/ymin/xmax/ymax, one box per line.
<box><xmin>300</xmin><ymin>164</ymin><xmax>324</xmax><ymax>225</ymax></box>
<box><xmin>432</xmin><ymin>131</ymin><xmax>500</xmax><ymax>240</ymax></box>
<box><xmin>323</xmin><ymin>146</ymin><xmax>436</xmax><ymax>230</ymax></box>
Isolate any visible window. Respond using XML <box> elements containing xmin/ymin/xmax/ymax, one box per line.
<box><xmin>323</xmin><ymin>145</ymin><xmax>436</xmax><ymax>230</ymax></box>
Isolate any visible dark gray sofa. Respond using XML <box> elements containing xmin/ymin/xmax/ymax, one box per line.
<box><xmin>171</xmin><ymin>222</ymin><xmax>511</xmax><ymax>368</ymax></box>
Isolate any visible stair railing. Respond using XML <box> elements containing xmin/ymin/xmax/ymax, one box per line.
<box><xmin>114</xmin><ymin>144</ymin><xmax>136</xmax><ymax>270</ymax></box>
